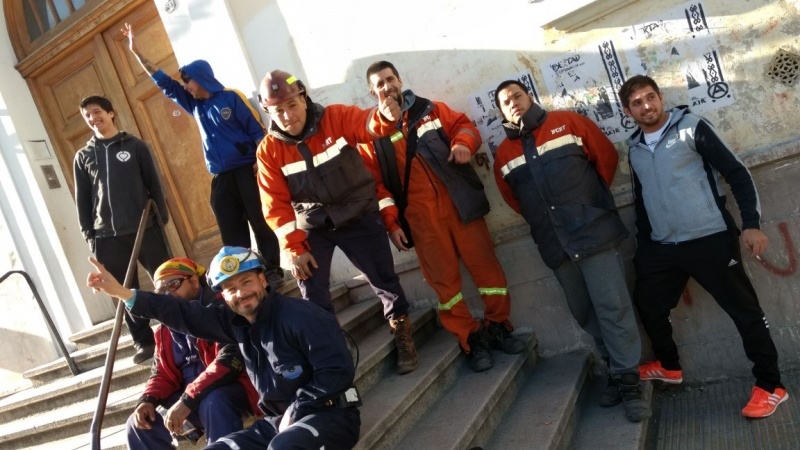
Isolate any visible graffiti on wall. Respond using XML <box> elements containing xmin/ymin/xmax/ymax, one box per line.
<box><xmin>622</xmin><ymin>1</ymin><xmax>734</xmax><ymax>113</ymax></box>
<box><xmin>539</xmin><ymin>43</ymin><xmax>634</xmax><ymax>143</ymax></box>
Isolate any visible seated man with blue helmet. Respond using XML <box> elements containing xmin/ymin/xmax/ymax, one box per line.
<box><xmin>87</xmin><ymin>246</ymin><xmax>360</xmax><ymax>449</ymax></box>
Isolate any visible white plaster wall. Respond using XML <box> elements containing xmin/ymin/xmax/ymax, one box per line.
<box><xmin>153</xmin><ymin>0</ymin><xmax>262</xmax><ymax>102</ymax></box>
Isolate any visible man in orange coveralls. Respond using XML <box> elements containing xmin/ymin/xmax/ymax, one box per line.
<box><xmin>255</xmin><ymin>70</ymin><xmax>419</xmax><ymax>375</ymax></box>
<box><xmin>358</xmin><ymin>61</ymin><xmax>525</xmax><ymax>372</ymax></box>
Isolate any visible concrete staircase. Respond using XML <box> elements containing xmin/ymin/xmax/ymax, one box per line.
<box><xmin>0</xmin><ymin>264</ymin><xmax>653</xmax><ymax>450</ymax></box>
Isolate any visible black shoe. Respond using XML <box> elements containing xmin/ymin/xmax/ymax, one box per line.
<box><xmin>266</xmin><ymin>269</ymin><xmax>286</xmax><ymax>290</ymax></box>
<box><xmin>619</xmin><ymin>373</ymin><xmax>651</xmax><ymax>422</ymax></box>
<box><xmin>485</xmin><ymin>321</ymin><xmax>526</xmax><ymax>354</ymax></box>
<box><xmin>132</xmin><ymin>343</ymin><xmax>155</xmax><ymax>365</ymax></box>
<box><xmin>599</xmin><ymin>376</ymin><xmax>622</xmax><ymax>407</ymax></box>
<box><xmin>466</xmin><ymin>331</ymin><xmax>493</xmax><ymax>372</ymax></box>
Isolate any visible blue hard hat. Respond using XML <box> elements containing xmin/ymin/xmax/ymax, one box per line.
<box><xmin>207</xmin><ymin>246</ymin><xmax>265</xmax><ymax>292</ymax></box>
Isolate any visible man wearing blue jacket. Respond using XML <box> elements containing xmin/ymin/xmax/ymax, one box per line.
<box><xmin>123</xmin><ymin>24</ymin><xmax>283</xmax><ymax>286</ymax></box>
<box><xmin>88</xmin><ymin>246</ymin><xmax>360</xmax><ymax>449</ymax></box>
<box><xmin>619</xmin><ymin>75</ymin><xmax>787</xmax><ymax>419</ymax></box>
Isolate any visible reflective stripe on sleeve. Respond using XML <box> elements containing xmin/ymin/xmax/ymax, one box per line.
<box><xmin>275</xmin><ymin>220</ymin><xmax>297</xmax><ymax>240</ymax></box>
<box><xmin>378</xmin><ymin>197</ymin><xmax>396</xmax><ymax>210</ymax></box>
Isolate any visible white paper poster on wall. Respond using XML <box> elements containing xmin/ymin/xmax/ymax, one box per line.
<box><xmin>469</xmin><ymin>71</ymin><xmax>541</xmax><ymax>157</ymax></box>
<box><xmin>621</xmin><ymin>1</ymin><xmax>734</xmax><ymax>114</ymax></box>
<box><xmin>540</xmin><ymin>42</ymin><xmax>635</xmax><ymax>143</ymax></box>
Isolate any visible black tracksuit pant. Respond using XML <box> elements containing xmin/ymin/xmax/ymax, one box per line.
<box><xmin>633</xmin><ymin>231</ymin><xmax>781</xmax><ymax>391</ymax></box>
<box><xmin>95</xmin><ymin>225</ymin><xmax>170</xmax><ymax>347</ymax></box>
<box><xmin>210</xmin><ymin>165</ymin><xmax>281</xmax><ymax>273</ymax></box>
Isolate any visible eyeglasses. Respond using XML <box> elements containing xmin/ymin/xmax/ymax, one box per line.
<box><xmin>155</xmin><ymin>275</ymin><xmax>192</xmax><ymax>294</ymax></box>
<box><xmin>181</xmin><ymin>74</ymin><xmax>192</xmax><ymax>84</ymax></box>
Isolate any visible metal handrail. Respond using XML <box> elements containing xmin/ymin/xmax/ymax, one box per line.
<box><xmin>0</xmin><ymin>270</ymin><xmax>80</xmax><ymax>376</ymax></box>
<box><xmin>89</xmin><ymin>199</ymin><xmax>171</xmax><ymax>449</ymax></box>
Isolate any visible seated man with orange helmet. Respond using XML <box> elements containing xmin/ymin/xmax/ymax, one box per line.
<box><xmin>88</xmin><ymin>247</ymin><xmax>360</xmax><ymax>449</ymax></box>
<box><xmin>255</xmin><ymin>69</ymin><xmax>420</xmax><ymax>375</ymax></box>
<box><xmin>126</xmin><ymin>257</ymin><xmax>260</xmax><ymax>448</ymax></box>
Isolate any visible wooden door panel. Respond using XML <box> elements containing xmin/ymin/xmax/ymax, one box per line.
<box><xmin>32</xmin><ymin>36</ymin><xmax>135</xmax><ymax>189</ymax></box>
<box><xmin>139</xmin><ymin>91</ymin><xmax>216</xmax><ymax>241</ymax></box>
<box><xmin>25</xmin><ymin>0</ymin><xmax>221</xmax><ymax>261</ymax></box>
<box><xmin>100</xmin><ymin>2</ymin><xmax>220</xmax><ymax>259</ymax></box>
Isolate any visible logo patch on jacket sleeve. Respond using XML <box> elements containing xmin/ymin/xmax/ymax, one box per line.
<box><xmin>116</xmin><ymin>151</ymin><xmax>131</xmax><ymax>162</ymax></box>
<box><xmin>220</xmin><ymin>107</ymin><xmax>232</xmax><ymax>120</ymax></box>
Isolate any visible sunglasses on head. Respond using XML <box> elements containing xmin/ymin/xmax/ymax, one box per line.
<box><xmin>155</xmin><ymin>275</ymin><xmax>192</xmax><ymax>294</ymax></box>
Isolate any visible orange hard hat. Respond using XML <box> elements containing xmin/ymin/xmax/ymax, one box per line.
<box><xmin>260</xmin><ymin>70</ymin><xmax>305</xmax><ymax>108</ymax></box>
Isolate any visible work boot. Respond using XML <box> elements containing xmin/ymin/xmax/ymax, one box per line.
<box><xmin>485</xmin><ymin>321</ymin><xmax>526</xmax><ymax>354</ymax></box>
<box><xmin>132</xmin><ymin>343</ymin><xmax>155</xmax><ymax>365</ymax></box>
<box><xmin>266</xmin><ymin>269</ymin><xmax>286</xmax><ymax>291</ymax></box>
<box><xmin>390</xmin><ymin>315</ymin><xmax>419</xmax><ymax>375</ymax></box>
<box><xmin>466</xmin><ymin>331</ymin><xmax>493</xmax><ymax>372</ymax></box>
<box><xmin>599</xmin><ymin>375</ymin><xmax>622</xmax><ymax>407</ymax></box>
<box><xmin>619</xmin><ymin>373</ymin><xmax>651</xmax><ymax>423</ymax></box>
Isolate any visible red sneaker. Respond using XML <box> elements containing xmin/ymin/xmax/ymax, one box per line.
<box><xmin>638</xmin><ymin>360</ymin><xmax>683</xmax><ymax>384</ymax></box>
<box><xmin>742</xmin><ymin>386</ymin><xmax>789</xmax><ymax>418</ymax></box>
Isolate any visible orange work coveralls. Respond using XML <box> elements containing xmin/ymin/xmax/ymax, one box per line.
<box><xmin>360</xmin><ymin>94</ymin><xmax>512</xmax><ymax>352</ymax></box>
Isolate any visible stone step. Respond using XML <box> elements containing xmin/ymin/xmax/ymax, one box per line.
<box><xmin>568</xmin><ymin>373</ymin><xmax>654</xmax><ymax>450</ymax></box>
<box><xmin>378</xmin><ymin>331</ymin><xmax>538</xmax><ymax>450</ymax></box>
<box><xmin>23</xmin><ymin>422</ymin><xmax>128</xmax><ymax>450</ymax></box>
<box><xmin>354</xmin><ymin>307</ymin><xmax>439</xmax><ymax>395</ymax></box>
<box><xmin>0</xmin><ymin>356</ymin><xmax>148</xmax><ymax>424</ymax></box>
<box><xmin>355</xmin><ymin>328</ymin><xmax>461</xmax><ymax>450</ymax></box>
<box><xmin>485</xmin><ymin>350</ymin><xmax>591</xmax><ymax>450</ymax></box>
<box><xmin>23</xmin><ymin>331</ymin><xmax>142</xmax><ymax>384</ymax></box>
<box><xmin>0</xmin><ymin>383</ymin><xmax>141</xmax><ymax>449</ymax></box>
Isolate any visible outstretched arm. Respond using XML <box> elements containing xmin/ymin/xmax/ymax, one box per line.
<box><xmin>122</xmin><ymin>23</ymin><xmax>159</xmax><ymax>75</ymax></box>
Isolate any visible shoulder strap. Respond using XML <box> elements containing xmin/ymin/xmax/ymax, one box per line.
<box><xmin>374</xmin><ymin>135</ymin><xmax>405</xmax><ymax>209</ymax></box>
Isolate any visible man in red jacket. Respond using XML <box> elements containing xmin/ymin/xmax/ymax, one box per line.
<box><xmin>492</xmin><ymin>80</ymin><xmax>647</xmax><ymax>422</ymax></box>
<box><xmin>126</xmin><ymin>257</ymin><xmax>259</xmax><ymax>448</ymax></box>
<box><xmin>256</xmin><ymin>69</ymin><xmax>419</xmax><ymax>375</ymax></box>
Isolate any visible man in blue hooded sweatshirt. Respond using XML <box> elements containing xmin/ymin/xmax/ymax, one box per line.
<box><xmin>123</xmin><ymin>23</ymin><xmax>283</xmax><ymax>286</ymax></box>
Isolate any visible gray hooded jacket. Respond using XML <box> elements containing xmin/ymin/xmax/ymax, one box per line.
<box><xmin>628</xmin><ymin>106</ymin><xmax>760</xmax><ymax>244</ymax></box>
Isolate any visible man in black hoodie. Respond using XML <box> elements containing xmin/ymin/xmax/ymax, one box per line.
<box><xmin>74</xmin><ymin>95</ymin><xmax>171</xmax><ymax>364</ymax></box>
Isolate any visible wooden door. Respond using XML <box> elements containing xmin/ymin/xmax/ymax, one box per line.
<box><xmin>27</xmin><ymin>0</ymin><xmax>221</xmax><ymax>263</ymax></box>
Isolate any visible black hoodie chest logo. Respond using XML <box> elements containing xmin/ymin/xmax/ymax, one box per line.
<box><xmin>116</xmin><ymin>151</ymin><xmax>131</xmax><ymax>162</ymax></box>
